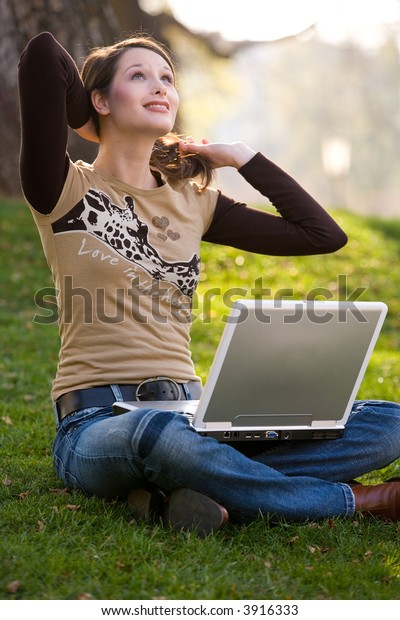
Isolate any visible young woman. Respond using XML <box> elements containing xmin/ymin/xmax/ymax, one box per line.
<box><xmin>18</xmin><ymin>32</ymin><xmax>400</xmax><ymax>536</ymax></box>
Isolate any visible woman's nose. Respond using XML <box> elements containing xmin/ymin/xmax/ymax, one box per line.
<box><xmin>154</xmin><ymin>86</ymin><xmax>167</xmax><ymax>96</ymax></box>
<box><xmin>153</xmin><ymin>79</ymin><xmax>167</xmax><ymax>96</ymax></box>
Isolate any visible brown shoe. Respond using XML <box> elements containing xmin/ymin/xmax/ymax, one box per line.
<box><xmin>128</xmin><ymin>487</ymin><xmax>228</xmax><ymax>537</ymax></box>
<box><xmin>352</xmin><ymin>481</ymin><xmax>400</xmax><ymax>521</ymax></box>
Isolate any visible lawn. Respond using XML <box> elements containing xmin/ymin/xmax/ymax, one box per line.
<box><xmin>1</xmin><ymin>199</ymin><xmax>399</xmax><ymax>601</ymax></box>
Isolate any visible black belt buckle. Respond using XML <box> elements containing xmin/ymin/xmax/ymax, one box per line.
<box><xmin>136</xmin><ymin>377</ymin><xmax>181</xmax><ymax>401</ymax></box>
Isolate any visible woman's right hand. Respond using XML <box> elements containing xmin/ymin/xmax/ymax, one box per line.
<box><xmin>178</xmin><ymin>138</ymin><xmax>256</xmax><ymax>170</ymax></box>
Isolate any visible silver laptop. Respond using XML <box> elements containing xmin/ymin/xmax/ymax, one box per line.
<box><xmin>113</xmin><ymin>300</ymin><xmax>387</xmax><ymax>441</ymax></box>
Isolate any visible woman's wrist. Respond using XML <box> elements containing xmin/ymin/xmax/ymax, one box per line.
<box><xmin>230</xmin><ymin>143</ymin><xmax>257</xmax><ymax>169</ymax></box>
<box><xmin>73</xmin><ymin>118</ymin><xmax>100</xmax><ymax>143</ymax></box>
<box><xmin>178</xmin><ymin>138</ymin><xmax>256</xmax><ymax>170</ymax></box>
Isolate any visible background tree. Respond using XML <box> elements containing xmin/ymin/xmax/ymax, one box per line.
<box><xmin>0</xmin><ymin>0</ymin><xmax>239</xmax><ymax>197</ymax></box>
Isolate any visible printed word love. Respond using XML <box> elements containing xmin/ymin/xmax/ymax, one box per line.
<box><xmin>78</xmin><ymin>237</ymin><xmax>119</xmax><ymax>265</ymax></box>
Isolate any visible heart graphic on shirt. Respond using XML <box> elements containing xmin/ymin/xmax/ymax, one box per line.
<box><xmin>152</xmin><ymin>216</ymin><xmax>169</xmax><ymax>231</ymax></box>
<box><xmin>167</xmin><ymin>230</ymin><xmax>181</xmax><ymax>241</ymax></box>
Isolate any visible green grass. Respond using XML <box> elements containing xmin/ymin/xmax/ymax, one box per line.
<box><xmin>1</xmin><ymin>199</ymin><xmax>399</xmax><ymax>601</ymax></box>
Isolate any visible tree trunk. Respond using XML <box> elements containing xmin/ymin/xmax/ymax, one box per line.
<box><xmin>1</xmin><ymin>0</ymin><xmax>237</xmax><ymax>197</ymax></box>
<box><xmin>0</xmin><ymin>0</ymin><xmax>171</xmax><ymax>197</ymax></box>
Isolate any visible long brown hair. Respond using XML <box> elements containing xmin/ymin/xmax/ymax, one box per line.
<box><xmin>81</xmin><ymin>35</ymin><xmax>213</xmax><ymax>188</ymax></box>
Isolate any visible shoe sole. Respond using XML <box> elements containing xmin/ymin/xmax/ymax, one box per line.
<box><xmin>128</xmin><ymin>488</ymin><xmax>165</xmax><ymax>522</ymax></box>
<box><xmin>164</xmin><ymin>488</ymin><xmax>228</xmax><ymax>537</ymax></box>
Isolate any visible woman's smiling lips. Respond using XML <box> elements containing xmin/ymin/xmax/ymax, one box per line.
<box><xmin>144</xmin><ymin>100</ymin><xmax>170</xmax><ymax>112</ymax></box>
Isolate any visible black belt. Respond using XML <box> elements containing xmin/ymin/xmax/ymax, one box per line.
<box><xmin>55</xmin><ymin>378</ymin><xmax>202</xmax><ymax>424</ymax></box>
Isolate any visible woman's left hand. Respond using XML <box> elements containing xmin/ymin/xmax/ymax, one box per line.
<box><xmin>73</xmin><ymin>118</ymin><xmax>100</xmax><ymax>143</ymax></box>
<box><xmin>178</xmin><ymin>138</ymin><xmax>256</xmax><ymax>169</ymax></box>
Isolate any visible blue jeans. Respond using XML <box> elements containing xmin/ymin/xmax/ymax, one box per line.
<box><xmin>52</xmin><ymin>398</ymin><xmax>400</xmax><ymax>523</ymax></box>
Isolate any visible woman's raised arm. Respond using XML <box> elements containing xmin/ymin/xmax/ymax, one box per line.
<box><xmin>202</xmin><ymin>151</ymin><xmax>348</xmax><ymax>256</ymax></box>
<box><xmin>18</xmin><ymin>32</ymin><xmax>91</xmax><ymax>214</ymax></box>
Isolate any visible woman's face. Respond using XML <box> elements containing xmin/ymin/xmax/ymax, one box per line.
<box><xmin>96</xmin><ymin>47</ymin><xmax>179</xmax><ymax>138</ymax></box>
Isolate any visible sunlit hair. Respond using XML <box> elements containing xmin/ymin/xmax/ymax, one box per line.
<box><xmin>81</xmin><ymin>34</ymin><xmax>213</xmax><ymax>188</ymax></box>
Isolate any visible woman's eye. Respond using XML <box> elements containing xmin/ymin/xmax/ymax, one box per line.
<box><xmin>161</xmin><ymin>74</ymin><xmax>174</xmax><ymax>84</ymax></box>
<box><xmin>131</xmin><ymin>72</ymin><xmax>145</xmax><ymax>80</ymax></box>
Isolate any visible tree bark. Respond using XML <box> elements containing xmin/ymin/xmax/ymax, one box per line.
<box><xmin>0</xmin><ymin>0</ymin><xmax>177</xmax><ymax>196</ymax></box>
<box><xmin>1</xmin><ymin>0</ymin><xmax>241</xmax><ymax>197</ymax></box>
<box><xmin>1</xmin><ymin>0</ymin><xmax>121</xmax><ymax>195</ymax></box>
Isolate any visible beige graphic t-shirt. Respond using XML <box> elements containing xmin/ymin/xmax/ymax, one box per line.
<box><xmin>31</xmin><ymin>161</ymin><xmax>219</xmax><ymax>401</ymax></box>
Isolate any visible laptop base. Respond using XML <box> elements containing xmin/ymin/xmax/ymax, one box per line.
<box><xmin>112</xmin><ymin>401</ymin><xmax>344</xmax><ymax>441</ymax></box>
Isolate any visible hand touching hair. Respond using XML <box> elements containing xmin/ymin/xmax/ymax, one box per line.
<box><xmin>151</xmin><ymin>134</ymin><xmax>214</xmax><ymax>188</ymax></box>
<box><xmin>81</xmin><ymin>35</ymin><xmax>214</xmax><ymax>188</ymax></box>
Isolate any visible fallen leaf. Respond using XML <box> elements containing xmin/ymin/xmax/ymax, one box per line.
<box><xmin>264</xmin><ymin>561</ymin><xmax>272</xmax><ymax>569</ymax></box>
<box><xmin>76</xmin><ymin>592</ymin><xmax>94</xmax><ymax>600</ymax></box>
<box><xmin>7</xmin><ymin>580</ymin><xmax>21</xmax><ymax>594</ymax></box>
<box><xmin>49</xmin><ymin>487</ymin><xmax>71</xmax><ymax>495</ymax></box>
<box><xmin>308</xmin><ymin>545</ymin><xmax>323</xmax><ymax>554</ymax></box>
<box><xmin>35</xmin><ymin>520</ymin><xmax>46</xmax><ymax>532</ymax></box>
<box><xmin>65</xmin><ymin>504</ymin><xmax>81</xmax><ymax>511</ymax></box>
<box><xmin>1</xmin><ymin>416</ymin><xmax>13</xmax><ymax>426</ymax></box>
<box><xmin>2</xmin><ymin>478</ymin><xmax>12</xmax><ymax>486</ymax></box>
<box><xmin>308</xmin><ymin>545</ymin><xmax>328</xmax><ymax>554</ymax></box>
<box><xmin>18</xmin><ymin>491</ymin><xmax>29</xmax><ymax>500</ymax></box>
